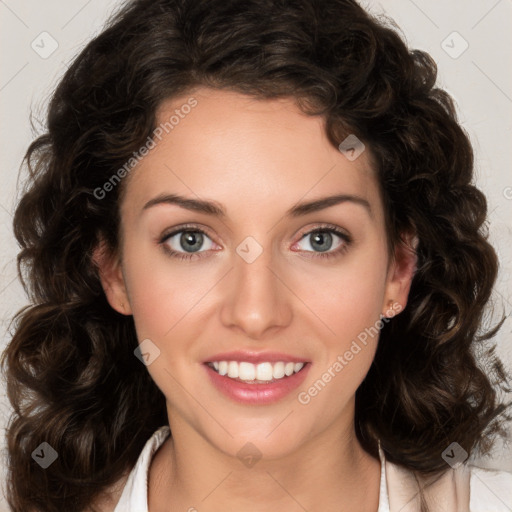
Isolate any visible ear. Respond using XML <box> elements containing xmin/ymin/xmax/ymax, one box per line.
<box><xmin>382</xmin><ymin>232</ymin><xmax>418</xmax><ymax>317</ymax></box>
<box><xmin>92</xmin><ymin>238</ymin><xmax>132</xmax><ymax>315</ymax></box>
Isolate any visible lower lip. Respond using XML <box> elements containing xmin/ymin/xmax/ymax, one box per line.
<box><xmin>204</xmin><ymin>363</ymin><xmax>310</xmax><ymax>404</ymax></box>
<box><xmin>204</xmin><ymin>363</ymin><xmax>311</xmax><ymax>404</ymax></box>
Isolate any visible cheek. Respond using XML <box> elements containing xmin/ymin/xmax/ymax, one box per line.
<box><xmin>330</xmin><ymin>270</ymin><xmax>385</xmax><ymax>339</ymax></box>
<box><xmin>296</xmin><ymin>264</ymin><xmax>386</xmax><ymax>412</ymax></box>
<box><xmin>297</xmin><ymin>253</ymin><xmax>388</xmax><ymax>350</ymax></box>
<box><xmin>302</xmin><ymin>249</ymin><xmax>388</xmax><ymax>403</ymax></box>
<box><xmin>122</xmin><ymin>241</ymin><xmax>217</xmax><ymax>340</ymax></box>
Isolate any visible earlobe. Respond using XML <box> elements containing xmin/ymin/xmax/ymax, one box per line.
<box><xmin>382</xmin><ymin>233</ymin><xmax>418</xmax><ymax>317</ymax></box>
<box><xmin>92</xmin><ymin>239</ymin><xmax>132</xmax><ymax>315</ymax></box>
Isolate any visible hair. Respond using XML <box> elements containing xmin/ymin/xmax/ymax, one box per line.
<box><xmin>2</xmin><ymin>0</ymin><xmax>511</xmax><ymax>510</ymax></box>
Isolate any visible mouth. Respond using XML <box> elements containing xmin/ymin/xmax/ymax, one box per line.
<box><xmin>203</xmin><ymin>359</ymin><xmax>311</xmax><ymax>404</ymax></box>
<box><xmin>206</xmin><ymin>360</ymin><xmax>306</xmax><ymax>384</ymax></box>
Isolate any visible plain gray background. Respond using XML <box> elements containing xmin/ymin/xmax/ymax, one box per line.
<box><xmin>1</xmin><ymin>1</ymin><xmax>511</xmax><ymax>510</ymax></box>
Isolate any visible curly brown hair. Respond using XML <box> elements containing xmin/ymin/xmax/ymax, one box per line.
<box><xmin>2</xmin><ymin>0</ymin><xmax>510</xmax><ymax>510</ymax></box>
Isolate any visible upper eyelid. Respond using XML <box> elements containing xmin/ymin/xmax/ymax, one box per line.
<box><xmin>297</xmin><ymin>224</ymin><xmax>350</xmax><ymax>238</ymax></box>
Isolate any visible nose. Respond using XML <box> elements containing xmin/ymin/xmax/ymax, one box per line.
<box><xmin>219</xmin><ymin>246</ymin><xmax>293</xmax><ymax>340</ymax></box>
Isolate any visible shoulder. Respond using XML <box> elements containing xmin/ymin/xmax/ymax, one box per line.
<box><xmin>382</xmin><ymin>452</ymin><xmax>512</xmax><ymax>512</ymax></box>
<box><xmin>111</xmin><ymin>425</ymin><xmax>171</xmax><ymax>511</ymax></box>
<box><xmin>467</xmin><ymin>463</ymin><xmax>512</xmax><ymax>511</ymax></box>
<box><xmin>90</xmin><ymin>426</ymin><xmax>171</xmax><ymax>512</ymax></box>
<box><xmin>87</xmin><ymin>472</ymin><xmax>130</xmax><ymax>512</ymax></box>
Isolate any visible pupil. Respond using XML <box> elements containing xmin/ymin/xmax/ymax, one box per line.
<box><xmin>311</xmin><ymin>232</ymin><xmax>332</xmax><ymax>252</ymax></box>
<box><xmin>181</xmin><ymin>231</ymin><xmax>203</xmax><ymax>252</ymax></box>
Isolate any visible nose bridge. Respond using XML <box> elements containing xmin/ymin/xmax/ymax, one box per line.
<box><xmin>219</xmin><ymin>237</ymin><xmax>292</xmax><ymax>338</ymax></box>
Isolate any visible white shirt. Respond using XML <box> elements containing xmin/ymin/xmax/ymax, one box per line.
<box><xmin>114</xmin><ymin>425</ymin><xmax>512</xmax><ymax>511</ymax></box>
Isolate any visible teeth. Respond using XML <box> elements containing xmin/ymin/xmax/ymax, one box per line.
<box><xmin>227</xmin><ymin>361</ymin><xmax>239</xmax><ymax>378</ymax></box>
<box><xmin>256</xmin><ymin>362</ymin><xmax>273</xmax><ymax>381</ymax></box>
<box><xmin>284</xmin><ymin>362</ymin><xmax>294</xmax><ymax>376</ymax></box>
<box><xmin>239</xmin><ymin>362</ymin><xmax>255</xmax><ymax>380</ymax></box>
<box><xmin>273</xmin><ymin>361</ymin><xmax>285</xmax><ymax>379</ymax></box>
<box><xmin>209</xmin><ymin>360</ymin><xmax>306</xmax><ymax>382</ymax></box>
<box><xmin>218</xmin><ymin>361</ymin><xmax>228</xmax><ymax>376</ymax></box>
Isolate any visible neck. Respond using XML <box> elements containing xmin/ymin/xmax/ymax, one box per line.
<box><xmin>148</xmin><ymin>406</ymin><xmax>381</xmax><ymax>512</ymax></box>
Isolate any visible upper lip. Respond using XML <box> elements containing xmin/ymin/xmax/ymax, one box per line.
<box><xmin>203</xmin><ymin>351</ymin><xmax>310</xmax><ymax>364</ymax></box>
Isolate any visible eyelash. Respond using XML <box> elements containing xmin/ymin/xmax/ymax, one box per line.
<box><xmin>158</xmin><ymin>223</ymin><xmax>352</xmax><ymax>261</ymax></box>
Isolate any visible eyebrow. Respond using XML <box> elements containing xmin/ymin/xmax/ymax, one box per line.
<box><xmin>142</xmin><ymin>193</ymin><xmax>372</xmax><ymax>218</ymax></box>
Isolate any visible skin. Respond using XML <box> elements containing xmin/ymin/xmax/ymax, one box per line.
<box><xmin>95</xmin><ymin>87</ymin><xmax>417</xmax><ymax>511</ymax></box>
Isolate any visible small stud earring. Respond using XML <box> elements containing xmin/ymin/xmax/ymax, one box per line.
<box><xmin>383</xmin><ymin>299</ymin><xmax>396</xmax><ymax>318</ymax></box>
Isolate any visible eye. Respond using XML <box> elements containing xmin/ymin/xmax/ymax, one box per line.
<box><xmin>292</xmin><ymin>226</ymin><xmax>351</xmax><ymax>259</ymax></box>
<box><xmin>158</xmin><ymin>224</ymin><xmax>352</xmax><ymax>262</ymax></box>
<box><xmin>159</xmin><ymin>226</ymin><xmax>216</xmax><ymax>261</ymax></box>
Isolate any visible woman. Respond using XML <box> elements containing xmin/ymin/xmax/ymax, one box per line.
<box><xmin>2</xmin><ymin>0</ymin><xmax>511</xmax><ymax>511</ymax></box>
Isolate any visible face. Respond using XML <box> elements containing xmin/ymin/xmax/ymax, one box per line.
<box><xmin>96</xmin><ymin>87</ymin><xmax>416</xmax><ymax>461</ymax></box>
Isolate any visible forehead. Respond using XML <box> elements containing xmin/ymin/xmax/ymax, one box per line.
<box><xmin>121</xmin><ymin>87</ymin><xmax>382</xmax><ymax>222</ymax></box>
